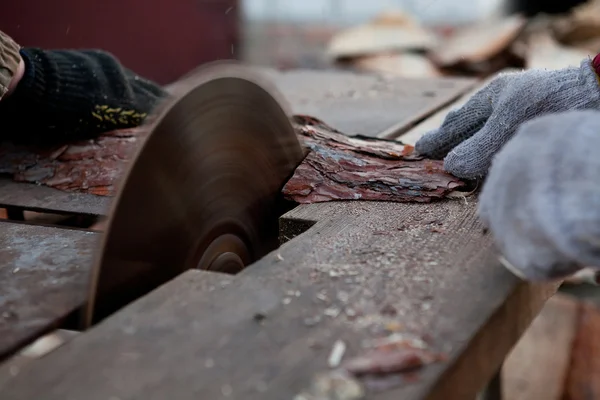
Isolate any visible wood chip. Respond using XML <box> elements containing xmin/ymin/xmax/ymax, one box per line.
<box><xmin>328</xmin><ymin>340</ymin><xmax>347</xmax><ymax>368</ymax></box>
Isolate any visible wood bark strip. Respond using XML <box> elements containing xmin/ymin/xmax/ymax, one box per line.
<box><xmin>0</xmin><ymin>116</ymin><xmax>467</xmax><ymax>203</ymax></box>
<box><xmin>0</xmin><ymin>128</ymin><xmax>140</xmax><ymax>196</ymax></box>
<box><xmin>283</xmin><ymin>115</ymin><xmax>468</xmax><ymax>204</ymax></box>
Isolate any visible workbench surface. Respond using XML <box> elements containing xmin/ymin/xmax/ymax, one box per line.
<box><xmin>0</xmin><ymin>69</ymin><xmax>558</xmax><ymax>400</ymax></box>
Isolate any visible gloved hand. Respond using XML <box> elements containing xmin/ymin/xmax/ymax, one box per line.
<box><xmin>415</xmin><ymin>58</ymin><xmax>600</xmax><ymax>179</ymax></box>
<box><xmin>0</xmin><ymin>30</ymin><xmax>23</xmax><ymax>100</ymax></box>
<box><xmin>478</xmin><ymin>110</ymin><xmax>600</xmax><ymax>281</ymax></box>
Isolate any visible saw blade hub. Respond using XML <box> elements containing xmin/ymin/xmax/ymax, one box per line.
<box><xmin>195</xmin><ymin>233</ymin><xmax>250</xmax><ymax>274</ymax></box>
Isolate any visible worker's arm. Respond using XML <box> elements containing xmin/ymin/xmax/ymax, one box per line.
<box><xmin>415</xmin><ymin>54</ymin><xmax>600</xmax><ymax>179</ymax></box>
<box><xmin>477</xmin><ymin>109</ymin><xmax>600</xmax><ymax>282</ymax></box>
<box><xmin>0</xmin><ymin>30</ymin><xmax>168</xmax><ymax>146</ymax></box>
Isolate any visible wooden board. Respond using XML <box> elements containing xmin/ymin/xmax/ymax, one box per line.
<box><xmin>564</xmin><ymin>300</ymin><xmax>600</xmax><ymax>399</ymax></box>
<box><xmin>0</xmin><ymin>221</ymin><xmax>98</xmax><ymax>360</ymax></box>
<box><xmin>0</xmin><ymin>72</ymin><xmax>475</xmax><ymax>218</ymax></box>
<box><xmin>265</xmin><ymin>69</ymin><xmax>476</xmax><ymax>137</ymax></box>
<box><xmin>0</xmin><ymin>200</ymin><xmax>558</xmax><ymax>399</ymax></box>
<box><xmin>502</xmin><ymin>293</ymin><xmax>579</xmax><ymax>400</ymax></box>
<box><xmin>0</xmin><ymin>178</ymin><xmax>110</xmax><ymax>216</ymax></box>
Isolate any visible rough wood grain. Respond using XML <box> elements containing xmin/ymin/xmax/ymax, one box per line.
<box><xmin>0</xmin><ymin>222</ymin><xmax>98</xmax><ymax>361</ymax></box>
<box><xmin>0</xmin><ymin>200</ymin><xmax>557</xmax><ymax>400</ymax></box>
<box><xmin>501</xmin><ymin>293</ymin><xmax>578</xmax><ymax>400</ymax></box>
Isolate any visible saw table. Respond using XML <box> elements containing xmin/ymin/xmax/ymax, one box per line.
<box><xmin>0</xmin><ymin>69</ymin><xmax>559</xmax><ymax>400</ymax></box>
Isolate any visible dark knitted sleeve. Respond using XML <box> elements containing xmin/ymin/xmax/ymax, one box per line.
<box><xmin>0</xmin><ymin>48</ymin><xmax>168</xmax><ymax>146</ymax></box>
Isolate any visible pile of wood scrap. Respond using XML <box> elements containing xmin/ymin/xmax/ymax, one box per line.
<box><xmin>329</xmin><ymin>2</ymin><xmax>600</xmax><ymax>79</ymax></box>
<box><xmin>328</xmin><ymin>10</ymin><xmax>441</xmax><ymax>78</ymax></box>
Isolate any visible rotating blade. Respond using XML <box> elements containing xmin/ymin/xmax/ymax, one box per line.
<box><xmin>83</xmin><ymin>62</ymin><xmax>305</xmax><ymax>327</ymax></box>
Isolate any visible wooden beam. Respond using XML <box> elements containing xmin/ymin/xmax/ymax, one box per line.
<box><xmin>0</xmin><ymin>200</ymin><xmax>557</xmax><ymax>399</ymax></box>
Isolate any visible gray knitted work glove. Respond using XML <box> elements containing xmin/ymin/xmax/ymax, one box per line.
<box><xmin>415</xmin><ymin>59</ymin><xmax>600</xmax><ymax>179</ymax></box>
<box><xmin>478</xmin><ymin>110</ymin><xmax>600</xmax><ymax>281</ymax></box>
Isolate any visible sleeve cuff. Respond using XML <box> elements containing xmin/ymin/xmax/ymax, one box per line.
<box><xmin>0</xmin><ymin>31</ymin><xmax>22</xmax><ymax>100</ymax></box>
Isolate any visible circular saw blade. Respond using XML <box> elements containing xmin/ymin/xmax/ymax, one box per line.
<box><xmin>83</xmin><ymin>62</ymin><xmax>305</xmax><ymax>327</ymax></box>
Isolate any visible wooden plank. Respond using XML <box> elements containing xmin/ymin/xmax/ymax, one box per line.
<box><xmin>0</xmin><ymin>200</ymin><xmax>558</xmax><ymax>399</ymax></box>
<box><xmin>0</xmin><ymin>270</ymin><xmax>229</xmax><ymax>385</ymax></box>
<box><xmin>261</xmin><ymin>69</ymin><xmax>476</xmax><ymax>137</ymax></box>
<box><xmin>0</xmin><ymin>178</ymin><xmax>109</xmax><ymax>216</ymax></box>
<box><xmin>564</xmin><ymin>300</ymin><xmax>600</xmax><ymax>400</ymax></box>
<box><xmin>502</xmin><ymin>293</ymin><xmax>579</xmax><ymax>400</ymax></box>
<box><xmin>0</xmin><ymin>72</ymin><xmax>475</xmax><ymax>217</ymax></box>
<box><xmin>0</xmin><ymin>221</ymin><xmax>98</xmax><ymax>360</ymax></box>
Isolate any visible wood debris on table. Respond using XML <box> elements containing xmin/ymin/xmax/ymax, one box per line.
<box><xmin>297</xmin><ymin>332</ymin><xmax>447</xmax><ymax>399</ymax></box>
<box><xmin>0</xmin><ymin>115</ymin><xmax>469</xmax><ymax>205</ymax></box>
<box><xmin>342</xmin><ymin>333</ymin><xmax>447</xmax><ymax>392</ymax></box>
<box><xmin>283</xmin><ymin>115</ymin><xmax>468</xmax><ymax>204</ymax></box>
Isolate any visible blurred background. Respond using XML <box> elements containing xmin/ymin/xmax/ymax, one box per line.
<box><xmin>0</xmin><ymin>0</ymin><xmax>596</xmax><ymax>83</ymax></box>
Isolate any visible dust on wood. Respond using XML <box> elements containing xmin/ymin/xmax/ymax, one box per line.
<box><xmin>0</xmin><ymin>200</ymin><xmax>557</xmax><ymax>400</ymax></box>
<box><xmin>430</xmin><ymin>15</ymin><xmax>526</xmax><ymax>76</ymax></box>
<box><xmin>283</xmin><ymin>115</ymin><xmax>468</xmax><ymax>204</ymax></box>
<box><xmin>0</xmin><ymin>222</ymin><xmax>97</xmax><ymax>361</ymax></box>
